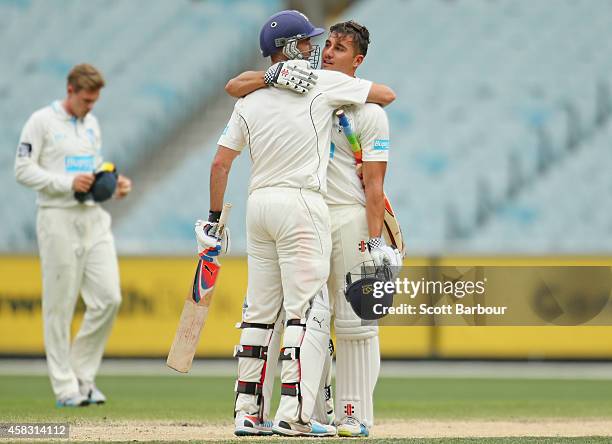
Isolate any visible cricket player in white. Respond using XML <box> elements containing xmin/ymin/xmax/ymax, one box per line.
<box><xmin>225</xmin><ymin>20</ymin><xmax>403</xmax><ymax>438</ymax></box>
<box><xmin>14</xmin><ymin>64</ymin><xmax>131</xmax><ymax>407</ymax></box>
<box><xmin>195</xmin><ymin>10</ymin><xmax>396</xmax><ymax>438</ymax></box>
<box><xmin>320</xmin><ymin>21</ymin><xmax>403</xmax><ymax>437</ymax></box>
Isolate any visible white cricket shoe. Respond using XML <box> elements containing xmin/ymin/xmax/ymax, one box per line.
<box><xmin>337</xmin><ymin>416</ymin><xmax>369</xmax><ymax>437</ymax></box>
<box><xmin>79</xmin><ymin>382</ymin><xmax>106</xmax><ymax>404</ymax></box>
<box><xmin>234</xmin><ymin>412</ymin><xmax>273</xmax><ymax>436</ymax></box>
<box><xmin>272</xmin><ymin>419</ymin><xmax>336</xmax><ymax>437</ymax></box>
<box><xmin>55</xmin><ymin>393</ymin><xmax>89</xmax><ymax>408</ymax></box>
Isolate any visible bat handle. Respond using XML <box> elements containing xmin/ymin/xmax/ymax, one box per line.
<box><xmin>336</xmin><ymin>109</ymin><xmax>348</xmax><ymax>127</ymax></box>
<box><xmin>216</xmin><ymin>203</ymin><xmax>232</xmax><ymax>238</ymax></box>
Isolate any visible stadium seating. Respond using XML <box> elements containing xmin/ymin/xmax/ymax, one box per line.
<box><xmin>4</xmin><ymin>0</ymin><xmax>612</xmax><ymax>254</ymax></box>
<box><xmin>112</xmin><ymin>0</ymin><xmax>612</xmax><ymax>254</ymax></box>
<box><xmin>468</xmin><ymin>120</ymin><xmax>612</xmax><ymax>253</ymax></box>
<box><xmin>0</xmin><ymin>0</ymin><xmax>280</xmax><ymax>252</ymax></box>
<box><xmin>345</xmin><ymin>0</ymin><xmax>612</xmax><ymax>254</ymax></box>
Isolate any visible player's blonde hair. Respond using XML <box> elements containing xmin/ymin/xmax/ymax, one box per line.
<box><xmin>67</xmin><ymin>63</ymin><xmax>105</xmax><ymax>92</ymax></box>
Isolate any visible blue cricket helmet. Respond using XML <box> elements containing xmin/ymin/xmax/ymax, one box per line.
<box><xmin>259</xmin><ymin>10</ymin><xmax>325</xmax><ymax>59</ymax></box>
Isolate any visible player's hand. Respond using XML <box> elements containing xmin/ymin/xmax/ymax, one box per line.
<box><xmin>115</xmin><ymin>175</ymin><xmax>132</xmax><ymax>199</ymax></box>
<box><xmin>367</xmin><ymin>236</ymin><xmax>402</xmax><ymax>275</ymax></box>
<box><xmin>72</xmin><ymin>173</ymin><xmax>95</xmax><ymax>192</ymax></box>
<box><xmin>355</xmin><ymin>163</ymin><xmax>364</xmax><ymax>188</ymax></box>
<box><xmin>194</xmin><ymin>219</ymin><xmax>230</xmax><ymax>260</ymax></box>
<box><xmin>264</xmin><ymin>60</ymin><xmax>317</xmax><ymax>94</ymax></box>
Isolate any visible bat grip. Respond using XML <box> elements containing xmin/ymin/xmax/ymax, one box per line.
<box><xmin>336</xmin><ymin>109</ymin><xmax>349</xmax><ymax>128</ymax></box>
<box><xmin>215</xmin><ymin>203</ymin><xmax>232</xmax><ymax>237</ymax></box>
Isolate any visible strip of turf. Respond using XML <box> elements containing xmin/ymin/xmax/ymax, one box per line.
<box><xmin>1</xmin><ymin>375</ymin><xmax>611</xmax><ymax>421</ymax></box>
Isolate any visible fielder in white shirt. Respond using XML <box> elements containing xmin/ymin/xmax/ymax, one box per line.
<box><xmin>226</xmin><ymin>19</ymin><xmax>403</xmax><ymax>438</ymax></box>
<box><xmin>14</xmin><ymin>64</ymin><xmax>132</xmax><ymax>407</ymax></box>
<box><xmin>195</xmin><ymin>10</ymin><xmax>396</xmax><ymax>438</ymax></box>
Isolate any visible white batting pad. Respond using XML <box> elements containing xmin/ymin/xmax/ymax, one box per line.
<box><xmin>234</xmin><ymin>326</ymin><xmax>273</xmax><ymax>416</ymax></box>
<box><xmin>335</xmin><ymin>335</ymin><xmax>380</xmax><ymax>427</ymax></box>
<box><xmin>261</xmin><ymin>313</ymin><xmax>284</xmax><ymax>420</ymax></box>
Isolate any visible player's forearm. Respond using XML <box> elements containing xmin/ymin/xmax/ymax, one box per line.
<box><xmin>363</xmin><ymin>161</ymin><xmax>387</xmax><ymax>238</ymax></box>
<box><xmin>209</xmin><ymin>163</ymin><xmax>230</xmax><ymax>212</ymax></box>
<box><xmin>366</xmin><ymin>84</ymin><xmax>396</xmax><ymax>107</ymax></box>
<box><xmin>209</xmin><ymin>146</ymin><xmax>239</xmax><ymax>211</ymax></box>
<box><xmin>364</xmin><ymin>185</ymin><xmax>385</xmax><ymax>238</ymax></box>
<box><xmin>225</xmin><ymin>71</ymin><xmax>267</xmax><ymax>98</ymax></box>
<box><xmin>14</xmin><ymin>160</ymin><xmax>73</xmax><ymax>194</ymax></box>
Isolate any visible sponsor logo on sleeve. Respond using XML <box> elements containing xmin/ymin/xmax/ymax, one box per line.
<box><xmin>65</xmin><ymin>155</ymin><xmax>95</xmax><ymax>173</ymax></box>
<box><xmin>373</xmin><ymin>139</ymin><xmax>390</xmax><ymax>151</ymax></box>
<box><xmin>17</xmin><ymin>142</ymin><xmax>32</xmax><ymax>158</ymax></box>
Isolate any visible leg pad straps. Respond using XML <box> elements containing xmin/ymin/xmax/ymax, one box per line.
<box><xmin>234</xmin><ymin>345</ymin><xmax>268</xmax><ymax>359</ymax></box>
<box><xmin>236</xmin><ymin>380</ymin><xmax>263</xmax><ymax>396</ymax></box>
<box><xmin>281</xmin><ymin>382</ymin><xmax>300</xmax><ymax>397</ymax></box>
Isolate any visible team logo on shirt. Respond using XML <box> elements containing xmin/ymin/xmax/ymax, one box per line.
<box><xmin>373</xmin><ymin>139</ymin><xmax>389</xmax><ymax>151</ymax></box>
<box><xmin>17</xmin><ymin>142</ymin><xmax>32</xmax><ymax>158</ymax></box>
<box><xmin>65</xmin><ymin>155</ymin><xmax>95</xmax><ymax>173</ymax></box>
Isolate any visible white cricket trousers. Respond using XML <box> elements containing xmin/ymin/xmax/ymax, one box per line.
<box><xmin>36</xmin><ymin>205</ymin><xmax>121</xmax><ymax>399</ymax></box>
<box><xmin>244</xmin><ymin>187</ymin><xmax>331</xmax><ymax>323</ymax></box>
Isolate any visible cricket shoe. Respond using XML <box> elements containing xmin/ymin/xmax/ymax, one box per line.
<box><xmin>234</xmin><ymin>412</ymin><xmax>274</xmax><ymax>436</ymax></box>
<box><xmin>337</xmin><ymin>416</ymin><xmax>369</xmax><ymax>437</ymax></box>
<box><xmin>55</xmin><ymin>393</ymin><xmax>89</xmax><ymax>408</ymax></box>
<box><xmin>272</xmin><ymin>419</ymin><xmax>336</xmax><ymax>437</ymax></box>
<box><xmin>79</xmin><ymin>382</ymin><xmax>107</xmax><ymax>405</ymax></box>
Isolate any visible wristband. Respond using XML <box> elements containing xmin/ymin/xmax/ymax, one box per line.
<box><xmin>367</xmin><ymin>236</ymin><xmax>385</xmax><ymax>251</ymax></box>
<box><xmin>264</xmin><ymin>63</ymin><xmax>282</xmax><ymax>85</ymax></box>
<box><xmin>208</xmin><ymin>210</ymin><xmax>222</xmax><ymax>223</ymax></box>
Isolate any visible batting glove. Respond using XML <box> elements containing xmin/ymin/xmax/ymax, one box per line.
<box><xmin>264</xmin><ymin>60</ymin><xmax>318</xmax><ymax>94</ymax></box>
<box><xmin>195</xmin><ymin>213</ymin><xmax>230</xmax><ymax>261</ymax></box>
<box><xmin>367</xmin><ymin>236</ymin><xmax>402</xmax><ymax>276</ymax></box>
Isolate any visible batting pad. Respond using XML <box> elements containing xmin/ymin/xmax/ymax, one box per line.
<box><xmin>335</xmin><ymin>335</ymin><xmax>380</xmax><ymax>427</ymax></box>
<box><xmin>261</xmin><ymin>313</ymin><xmax>284</xmax><ymax>420</ymax></box>
<box><xmin>312</xmin><ymin>340</ymin><xmax>334</xmax><ymax>425</ymax></box>
<box><xmin>297</xmin><ymin>304</ymin><xmax>331</xmax><ymax>423</ymax></box>
<box><xmin>234</xmin><ymin>326</ymin><xmax>273</xmax><ymax>416</ymax></box>
<box><xmin>276</xmin><ymin>288</ymin><xmax>331</xmax><ymax>424</ymax></box>
<box><xmin>275</xmin><ymin>322</ymin><xmax>305</xmax><ymax>423</ymax></box>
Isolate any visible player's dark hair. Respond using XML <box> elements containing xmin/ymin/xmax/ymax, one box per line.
<box><xmin>329</xmin><ymin>20</ymin><xmax>370</xmax><ymax>56</ymax></box>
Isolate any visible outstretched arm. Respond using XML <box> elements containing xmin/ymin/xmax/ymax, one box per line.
<box><xmin>225</xmin><ymin>71</ymin><xmax>266</xmax><ymax>98</ymax></box>
<box><xmin>226</xmin><ymin>60</ymin><xmax>318</xmax><ymax>98</ymax></box>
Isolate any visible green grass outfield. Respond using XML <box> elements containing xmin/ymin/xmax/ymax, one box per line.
<box><xmin>1</xmin><ymin>375</ymin><xmax>611</xmax><ymax>443</ymax></box>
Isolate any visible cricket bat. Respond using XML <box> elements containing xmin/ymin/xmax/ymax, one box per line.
<box><xmin>167</xmin><ymin>202</ymin><xmax>232</xmax><ymax>373</ymax></box>
<box><xmin>336</xmin><ymin>109</ymin><xmax>406</xmax><ymax>255</ymax></box>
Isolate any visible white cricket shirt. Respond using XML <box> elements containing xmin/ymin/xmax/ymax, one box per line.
<box><xmin>15</xmin><ymin>101</ymin><xmax>103</xmax><ymax>208</ymax></box>
<box><xmin>218</xmin><ymin>69</ymin><xmax>372</xmax><ymax>195</ymax></box>
<box><xmin>326</xmin><ymin>103</ymin><xmax>390</xmax><ymax>206</ymax></box>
